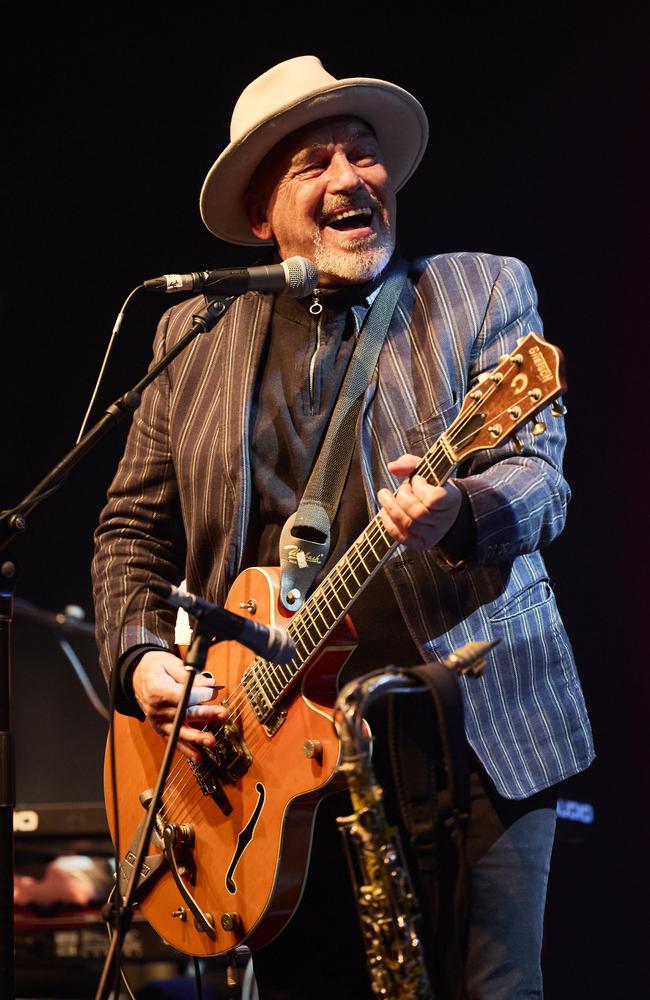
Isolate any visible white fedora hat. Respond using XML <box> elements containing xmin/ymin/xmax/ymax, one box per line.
<box><xmin>199</xmin><ymin>55</ymin><xmax>429</xmax><ymax>246</ymax></box>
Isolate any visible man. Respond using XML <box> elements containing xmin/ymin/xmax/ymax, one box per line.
<box><xmin>93</xmin><ymin>56</ymin><xmax>594</xmax><ymax>998</ymax></box>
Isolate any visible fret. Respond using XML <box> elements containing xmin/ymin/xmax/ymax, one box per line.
<box><xmin>437</xmin><ymin>432</ymin><xmax>457</xmax><ymax>471</ymax></box>
<box><xmin>305</xmin><ymin>613</ymin><xmax>326</xmax><ymax>640</ymax></box>
<box><xmin>302</xmin><ymin>614</ymin><xmax>325</xmax><ymax>647</ymax></box>
<box><xmin>332</xmin><ymin>565</ymin><xmax>353</xmax><ymax>600</ymax></box>
<box><xmin>323</xmin><ymin>579</ymin><xmax>346</xmax><ymax>612</ymax></box>
<box><xmin>275</xmin><ymin>661</ymin><xmax>293</xmax><ymax>685</ymax></box>
<box><xmin>313</xmin><ymin>594</ymin><xmax>335</xmax><ymax>630</ymax></box>
<box><xmin>292</xmin><ymin>632</ymin><xmax>311</xmax><ymax>656</ymax></box>
<box><xmin>355</xmin><ymin>546</ymin><xmax>370</xmax><ymax>573</ymax></box>
<box><xmin>347</xmin><ymin>549</ymin><xmax>368</xmax><ymax>586</ymax></box>
<box><xmin>418</xmin><ymin>448</ymin><xmax>446</xmax><ymax>486</ymax></box>
<box><xmin>365</xmin><ymin>515</ymin><xmax>381</xmax><ymax>563</ymax></box>
<box><xmin>341</xmin><ymin>556</ymin><xmax>360</xmax><ymax>587</ymax></box>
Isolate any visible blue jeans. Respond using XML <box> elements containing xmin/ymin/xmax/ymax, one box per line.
<box><xmin>465</xmin><ymin>766</ymin><xmax>557</xmax><ymax>999</ymax></box>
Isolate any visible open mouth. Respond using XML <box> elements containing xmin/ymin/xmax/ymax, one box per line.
<box><xmin>324</xmin><ymin>207</ymin><xmax>374</xmax><ymax>233</ymax></box>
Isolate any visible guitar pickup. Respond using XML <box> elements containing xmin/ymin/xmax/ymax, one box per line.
<box><xmin>188</xmin><ymin>716</ymin><xmax>253</xmax><ymax>815</ymax></box>
<box><xmin>189</xmin><ymin>758</ymin><xmax>233</xmax><ymax>815</ymax></box>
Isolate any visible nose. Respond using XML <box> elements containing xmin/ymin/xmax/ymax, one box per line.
<box><xmin>327</xmin><ymin>152</ymin><xmax>363</xmax><ymax>194</ymax></box>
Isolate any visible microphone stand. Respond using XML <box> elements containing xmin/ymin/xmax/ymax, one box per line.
<box><xmin>95</xmin><ymin>626</ymin><xmax>213</xmax><ymax>1000</ymax></box>
<box><xmin>0</xmin><ymin>294</ymin><xmax>234</xmax><ymax>1000</ymax></box>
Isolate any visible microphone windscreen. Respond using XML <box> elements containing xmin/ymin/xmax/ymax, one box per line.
<box><xmin>282</xmin><ymin>257</ymin><xmax>319</xmax><ymax>297</ymax></box>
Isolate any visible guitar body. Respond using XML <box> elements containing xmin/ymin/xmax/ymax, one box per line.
<box><xmin>105</xmin><ymin>566</ymin><xmax>357</xmax><ymax>956</ymax></box>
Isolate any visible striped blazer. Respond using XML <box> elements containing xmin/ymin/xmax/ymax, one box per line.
<box><xmin>92</xmin><ymin>251</ymin><xmax>594</xmax><ymax>799</ymax></box>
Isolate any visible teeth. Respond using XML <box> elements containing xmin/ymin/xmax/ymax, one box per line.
<box><xmin>327</xmin><ymin>207</ymin><xmax>372</xmax><ymax>225</ymax></box>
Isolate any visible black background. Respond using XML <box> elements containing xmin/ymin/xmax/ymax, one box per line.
<box><xmin>3</xmin><ymin>4</ymin><xmax>647</xmax><ymax>996</ymax></box>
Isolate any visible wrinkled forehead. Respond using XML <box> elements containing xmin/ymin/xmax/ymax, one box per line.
<box><xmin>279</xmin><ymin>115</ymin><xmax>378</xmax><ymax>154</ymax></box>
<box><xmin>250</xmin><ymin>116</ymin><xmax>380</xmax><ymax>192</ymax></box>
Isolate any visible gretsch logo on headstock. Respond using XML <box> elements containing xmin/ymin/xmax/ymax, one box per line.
<box><xmin>528</xmin><ymin>345</ymin><xmax>553</xmax><ymax>383</ymax></box>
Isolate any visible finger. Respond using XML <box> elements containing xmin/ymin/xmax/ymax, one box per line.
<box><xmin>175</xmin><ymin>738</ymin><xmax>207</xmax><ymax>765</ymax></box>
<box><xmin>151</xmin><ymin>665</ymin><xmax>219</xmax><ymax>706</ymax></box>
<box><xmin>386</xmin><ymin>453</ymin><xmax>422</xmax><ymax>477</ymax></box>
<box><xmin>155</xmin><ymin>719</ymin><xmax>217</xmax><ymax>749</ymax></box>
<box><xmin>186</xmin><ymin>703</ymin><xmax>229</xmax><ymax>723</ymax></box>
<box><xmin>379</xmin><ymin>485</ymin><xmax>451</xmax><ymax>548</ymax></box>
<box><xmin>160</xmin><ymin>659</ymin><xmax>195</xmax><ymax>684</ymax></box>
<box><xmin>151</xmin><ymin>702</ymin><xmax>226</xmax><ymax>731</ymax></box>
<box><xmin>378</xmin><ymin>490</ymin><xmax>417</xmax><ymax>544</ymax></box>
<box><xmin>407</xmin><ymin>478</ymin><xmax>450</xmax><ymax>517</ymax></box>
<box><xmin>187</xmin><ymin>684</ymin><xmax>220</xmax><ymax>706</ymax></box>
<box><xmin>379</xmin><ymin>484</ymin><xmax>432</xmax><ymax>531</ymax></box>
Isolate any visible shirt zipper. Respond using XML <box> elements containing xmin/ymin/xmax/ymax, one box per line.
<box><xmin>308</xmin><ymin>289</ymin><xmax>323</xmax><ymax>416</ymax></box>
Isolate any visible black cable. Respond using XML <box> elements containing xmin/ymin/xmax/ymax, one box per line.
<box><xmin>193</xmin><ymin>956</ymin><xmax>204</xmax><ymax>1000</ymax></box>
<box><xmin>76</xmin><ymin>284</ymin><xmax>144</xmax><ymax>443</ymax></box>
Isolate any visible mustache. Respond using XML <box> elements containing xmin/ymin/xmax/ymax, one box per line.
<box><xmin>316</xmin><ymin>193</ymin><xmax>383</xmax><ymax>226</ymax></box>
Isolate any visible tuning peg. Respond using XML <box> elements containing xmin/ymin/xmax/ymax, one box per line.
<box><xmin>531</xmin><ymin>421</ymin><xmax>546</xmax><ymax>436</ymax></box>
<box><xmin>551</xmin><ymin>402</ymin><xmax>567</xmax><ymax>416</ymax></box>
<box><xmin>512</xmin><ymin>435</ymin><xmax>523</xmax><ymax>454</ymax></box>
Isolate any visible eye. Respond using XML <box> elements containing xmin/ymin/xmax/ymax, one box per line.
<box><xmin>296</xmin><ymin>159</ymin><xmax>328</xmax><ymax>177</ymax></box>
<box><xmin>354</xmin><ymin>154</ymin><xmax>378</xmax><ymax>167</ymax></box>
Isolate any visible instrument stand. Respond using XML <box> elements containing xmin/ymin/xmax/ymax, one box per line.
<box><xmin>96</xmin><ymin>627</ymin><xmax>215</xmax><ymax>1000</ymax></box>
<box><xmin>0</xmin><ymin>294</ymin><xmax>234</xmax><ymax>1000</ymax></box>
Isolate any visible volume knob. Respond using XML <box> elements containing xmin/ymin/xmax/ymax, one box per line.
<box><xmin>303</xmin><ymin>739</ymin><xmax>323</xmax><ymax>762</ymax></box>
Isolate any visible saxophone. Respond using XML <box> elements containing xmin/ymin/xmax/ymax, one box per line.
<box><xmin>333</xmin><ymin>642</ymin><xmax>492</xmax><ymax>1000</ymax></box>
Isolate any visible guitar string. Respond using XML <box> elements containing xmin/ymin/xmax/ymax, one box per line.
<box><xmin>156</xmin><ymin>370</ymin><xmax>540</xmax><ymax>820</ymax></box>
<box><xmin>157</xmin><ymin>366</ymin><xmax>547</xmax><ymax>818</ymax></box>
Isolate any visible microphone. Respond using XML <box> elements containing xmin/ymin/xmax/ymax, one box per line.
<box><xmin>152</xmin><ymin>583</ymin><xmax>296</xmax><ymax>664</ymax></box>
<box><xmin>144</xmin><ymin>256</ymin><xmax>319</xmax><ymax>299</ymax></box>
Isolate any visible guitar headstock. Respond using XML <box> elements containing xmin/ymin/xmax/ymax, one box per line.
<box><xmin>449</xmin><ymin>333</ymin><xmax>566</xmax><ymax>461</ymax></box>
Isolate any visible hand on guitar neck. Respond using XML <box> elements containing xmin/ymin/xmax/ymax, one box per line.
<box><xmin>378</xmin><ymin>452</ymin><xmax>465</xmax><ymax>551</ymax></box>
<box><xmin>132</xmin><ymin>650</ymin><xmax>228</xmax><ymax>764</ymax></box>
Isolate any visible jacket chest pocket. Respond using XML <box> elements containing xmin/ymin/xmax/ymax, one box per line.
<box><xmin>404</xmin><ymin>399</ymin><xmax>459</xmax><ymax>455</ymax></box>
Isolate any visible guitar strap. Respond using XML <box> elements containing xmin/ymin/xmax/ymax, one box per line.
<box><xmin>279</xmin><ymin>258</ymin><xmax>408</xmax><ymax>611</ymax></box>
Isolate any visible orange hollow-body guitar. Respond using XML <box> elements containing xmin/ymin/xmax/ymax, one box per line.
<box><xmin>104</xmin><ymin>333</ymin><xmax>566</xmax><ymax>957</ymax></box>
<box><xmin>106</xmin><ymin>567</ymin><xmax>357</xmax><ymax>956</ymax></box>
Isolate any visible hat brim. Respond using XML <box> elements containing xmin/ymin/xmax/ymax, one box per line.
<box><xmin>199</xmin><ymin>78</ymin><xmax>429</xmax><ymax>246</ymax></box>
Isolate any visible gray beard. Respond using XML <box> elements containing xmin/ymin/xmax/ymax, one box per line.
<box><xmin>311</xmin><ymin>221</ymin><xmax>394</xmax><ymax>284</ymax></box>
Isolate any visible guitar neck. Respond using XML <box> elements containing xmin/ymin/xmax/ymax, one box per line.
<box><xmin>247</xmin><ymin>435</ymin><xmax>457</xmax><ymax>711</ymax></box>
<box><xmin>244</xmin><ymin>332</ymin><xmax>567</xmax><ymax>713</ymax></box>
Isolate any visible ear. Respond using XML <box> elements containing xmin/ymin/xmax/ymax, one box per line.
<box><xmin>244</xmin><ymin>190</ymin><xmax>274</xmax><ymax>242</ymax></box>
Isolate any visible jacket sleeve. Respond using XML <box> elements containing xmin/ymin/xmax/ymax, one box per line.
<box><xmin>92</xmin><ymin>306</ymin><xmax>186</xmax><ymax>695</ymax></box>
<box><xmin>451</xmin><ymin>256</ymin><xmax>571</xmax><ymax>565</ymax></box>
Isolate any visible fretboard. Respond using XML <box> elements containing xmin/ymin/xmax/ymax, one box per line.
<box><xmin>243</xmin><ymin>431</ymin><xmax>459</xmax><ymax>720</ymax></box>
